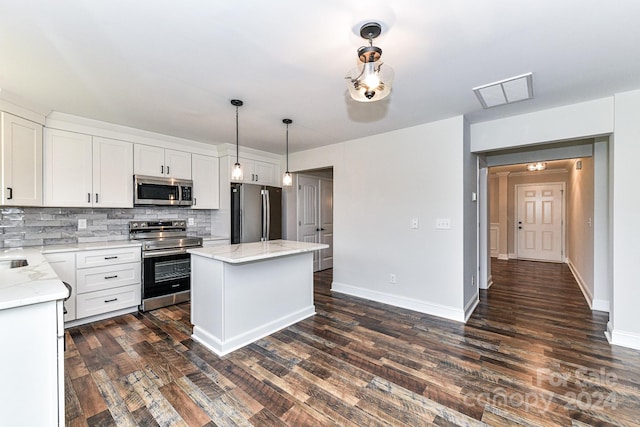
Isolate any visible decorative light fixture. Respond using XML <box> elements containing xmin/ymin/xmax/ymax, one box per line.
<box><xmin>230</xmin><ymin>99</ymin><xmax>244</xmax><ymax>181</ymax></box>
<box><xmin>282</xmin><ymin>119</ymin><xmax>293</xmax><ymax>186</ymax></box>
<box><xmin>345</xmin><ymin>22</ymin><xmax>394</xmax><ymax>102</ymax></box>
<box><xmin>527</xmin><ymin>162</ymin><xmax>547</xmax><ymax>171</ymax></box>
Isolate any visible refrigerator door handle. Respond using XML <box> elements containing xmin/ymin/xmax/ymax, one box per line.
<box><xmin>261</xmin><ymin>190</ymin><xmax>267</xmax><ymax>241</ymax></box>
<box><xmin>265</xmin><ymin>189</ymin><xmax>271</xmax><ymax>240</ymax></box>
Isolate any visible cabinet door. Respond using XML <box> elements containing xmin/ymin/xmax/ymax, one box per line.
<box><xmin>254</xmin><ymin>160</ymin><xmax>278</xmax><ymax>186</ymax></box>
<box><xmin>165</xmin><ymin>149</ymin><xmax>191</xmax><ymax>179</ymax></box>
<box><xmin>133</xmin><ymin>144</ymin><xmax>165</xmax><ymax>177</ymax></box>
<box><xmin>93</xmin><ymin>137</ymin><xmax>133</xmax><ymax>207</ymax></box>
<box><xmin>1</xmin><ymin>112</ymin><xmax>43</xmax><ymax>206</ymax></box>
<box><xmin>44</xmin><ymin>129</ymin><xmax>93</xmax><ymax>207</ymax></box>
<box><xmin>192</xmin><ymin>154</ymin><xmax>219</xmax><ymax>209</ymax></box>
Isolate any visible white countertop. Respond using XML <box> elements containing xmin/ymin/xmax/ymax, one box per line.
<box><xmin>0</xmin><ymin>240</ymin><xmax>142</xmax><ymax>311</ymax></box>
<box><xmin>188</xmin><ymin>240</ymin><xmax>328</xmax><ymax>264</ymax></box>
<box><xmin>0</xmin><ymin>248</ymin><xmax>68</xmax><ymax>311</ymax></box>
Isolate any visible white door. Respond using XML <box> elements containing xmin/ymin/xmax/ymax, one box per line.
<box><xmin>319</xmin><ymin>179</ymin><xmax>333</xmax><ymax>270</ymax></box>
<box><xmin>93</xmin><ymin>137</ymin><xmax>133</xmax><ymax>207</ymax></box>
<box><xmin>298</xmin><ymin>175</ymin><xmax>320</xmax><ymax>271</ymax></box>
<box><xmin>516</xmin><ymin>183</ymin><xmax>564</xmax><ymax>262</ymax></box>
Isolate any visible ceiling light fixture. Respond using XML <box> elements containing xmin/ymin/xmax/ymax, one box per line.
<box><xmin>230</xmin><ymin>99</ymin><xmax>243</xmax><ymax>181</ymax></box>
<box><xmin>345</xmin><ymin>22</ymin><xmax>394</xmax><ymax>102</ymax></box>
<box><xmin>527</xmin><ymin>162</ymin><xmax>546</xmax><ymax>171</ymax></box>
<box><xmin>473</xmin><ymin>73</ymin><xmax>534</xmax><ymax>109</ymax></box>
<box><xmin>282</xmin><ymin>119</ymin><xmax>293</xmax><ymax>187</ymax></box>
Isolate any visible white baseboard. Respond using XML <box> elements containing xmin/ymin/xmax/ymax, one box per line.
<box><xmin>464</xmin><ymin>291</ymin><xmax>479</xmax><ymax>322</ymax></box>
<box><xmin>480</xmin><ymin>274</ymin><xmax>493</xmax><ymax>290</ymax></box>
<box><xmin>508</xmin><ymin>252</ymin><xmax>516</xmax><ymax>259</ymax></box>
<box><xmin>567</xmin><ymin>258</ymin><xmax>610</xmax><ymax>313</ymax></box>
<box><xmin>607</xmin><ymin>327</ymin><xmax>640</xmax><ymax>351</ymax></box>
<box><xmin>331</xmin><ymin>281</ymin><xmax>465</xmax><ymax>322</ymax></box>
<box><xmin>497</xmin><ymin>253</ymin><xmax>509</xmax><ymax>260</ymax></box>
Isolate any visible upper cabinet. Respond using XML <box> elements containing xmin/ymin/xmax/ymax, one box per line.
<box><xmin>0</xmin><ymin>112</ymin><xmax>43</xmax><ymax>206</ymax></box>
<box><xmin>44</xmin><ymin>129</ymin><xmax>133</xmax><ymax>207</ymax></box>
<box><xmin>229</xmin><ymin>156</ymin><xmax>280</xmax><ymax>186</ymax></box>
<box><xmin>133</xmin><ymin>144</ymin><xmax>191</xmax><ymax>179</ymax></box>
<box><xmin>192</xmin><ymin>154</ymin><xmax>220</xmax><ymax>209</ymax></box>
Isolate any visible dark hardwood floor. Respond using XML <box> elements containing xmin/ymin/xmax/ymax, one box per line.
<box><xmin>65</xmin><ymin>261</ymin><xmax>640</xmax><ymax>426</ymax></box>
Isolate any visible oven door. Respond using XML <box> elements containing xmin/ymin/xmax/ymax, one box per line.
<box><xmin>142</xmin><ymin>251</ymin><xmax>191</xmax><ymax>299</ymax></box>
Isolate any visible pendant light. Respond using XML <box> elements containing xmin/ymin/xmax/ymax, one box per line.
<box><xmin>282</xmin><ymin>118</ymin><xmax>293</xmax><ymax>186</ymax></box>
<box><xmin>230</xmin><ymin>99</ymin><xmax>244</xmax><ymax>180</ymax></box>
<box><xmin>345</xmin><ymin>22</ymin><xmax>394</xmax><ymax>102</ymax></box>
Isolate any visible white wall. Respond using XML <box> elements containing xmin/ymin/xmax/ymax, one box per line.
<box><xmin>610</xmin><ymin>89</ymin><xmax>640</xmax><ymax>349</ymax></box>
<box><xmin>288</xmin><ymin>116</ymin><xmax>469</xmax><ymax>321</ymax></box>
<box><xmin>462</xmin><ymin>118</ymin><xmax>479</xmax><ymax>319</ymax></box>
<box><xmin>471</xmin><ymin>97</ymin><xmax>614</xmax><ymax>152</ymax></box>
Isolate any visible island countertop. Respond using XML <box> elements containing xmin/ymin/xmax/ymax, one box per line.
<box><xmin>187</xmin><ymin>239</ymin><xmax>328</xmax><ymax>264</ymax></box>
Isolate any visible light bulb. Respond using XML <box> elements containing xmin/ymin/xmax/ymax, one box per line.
<box><xmin>282</xmin><ymin>171</ymin><xmax>293</xmax><ymax>187</ymax></box>
<box><xmin>231</xmin><ymin>162</ymin><xmax>243</xmax><ymax>180</ymax></box>
<box><xmin>362</xmin><ymin>62</ymin><xmax>380</xmax><ymax>89</ymax></box>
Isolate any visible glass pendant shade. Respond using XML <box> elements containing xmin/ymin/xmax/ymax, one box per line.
<box><xmin>282</xmin><ymin>171</ymin><xmax>293</xmax><ymax>186</ymax></box>
<box><xmin>346</xmin><ymin>61</ymin><xmax>394</xmax><ymax>102</ymax></box>
<box><xmin>232</xmin><ymin>162</ymin><xmax>243</xmax><ymax>180</ymax></box>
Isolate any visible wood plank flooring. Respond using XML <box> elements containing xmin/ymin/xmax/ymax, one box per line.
<box><xmin>65</xmin><ymin>261</ymin><xmax>640</xmax><ymax>426</ymax></box>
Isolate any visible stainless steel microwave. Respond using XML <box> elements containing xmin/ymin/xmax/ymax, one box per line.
<box><xmin>134</xmin><ymin>175</ymin><xmax>193</xmax><ymax>206</ymax></box>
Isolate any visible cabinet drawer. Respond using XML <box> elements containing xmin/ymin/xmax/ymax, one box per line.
<box><xmin>76</xmin><ymin>262</ymin><xmax>141</xmax><ymax>294</ymax></box>
<box><xmin>76</xmin><ymin>247</ymin><xmax>140</xmax><ymax>269</ymax></box>
<box><xmin>76</xmin><ymin>284</ymin><xmax>141</xmax><ymax>318</ymax></box>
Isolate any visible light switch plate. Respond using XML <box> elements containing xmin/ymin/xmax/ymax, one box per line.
<box><xmin>411</xmin><ymin>218</ymin><xmax>419</xmax><ymax>229</ymax></box>
<box><xmin>188</xmin><ymin>218</ymin><xmax>195</xmax><ymax>226</ymax></box>
<box><xmin>78</xmin><ymin>219</ymin><xmax>87</xmax><ymax>230</ymax></box>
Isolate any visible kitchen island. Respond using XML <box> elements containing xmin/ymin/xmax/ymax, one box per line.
<box><xmin>187</xmin><ymin>240</ymin><xmax>328</xmax><ymax>356</ymax></box>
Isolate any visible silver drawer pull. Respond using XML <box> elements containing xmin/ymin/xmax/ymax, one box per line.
<box><xmin>104</xmin><ymin>298</ymin><xmax>118</xmax><ymax>303</ymax></box>
<box><xmin>104</xmin><ymin>256</ymin><xmax>118</xmax><ymax>260</ymax></box>
<box><xmin>171</xmin><ymin>284</ymin><xmax>180</xmax><ymax>288</ymax></box>
<box><xmin>104</xmin><ymin>275</ymin><xmax>118</xmax><ymax>280</ymax></box>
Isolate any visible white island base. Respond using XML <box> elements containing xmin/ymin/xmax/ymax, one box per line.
<box><xmin>188</xmin><ymin>240</ymin><xmax>327</xmax><ymax>356</ymax></box>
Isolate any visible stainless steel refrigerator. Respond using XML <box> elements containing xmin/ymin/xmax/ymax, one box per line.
<box><xmin>231</xmin><ymin>183</ymin><xmax>282</xmax><ymax>243</ymax></box>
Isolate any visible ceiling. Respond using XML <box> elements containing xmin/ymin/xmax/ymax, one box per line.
<box><xmin>2</xmin><ymin>1</ymin><xmax>640</xmax><ymax>155</ymax></box>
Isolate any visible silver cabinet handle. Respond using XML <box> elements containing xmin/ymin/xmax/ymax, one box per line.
<box><xmin>104</xmin><ymin>275</ymin><xmax>118</xmax><ymax>280</ymax></box>
<box><xmin>104</xmin><ymin>256</ymin><xmax>118</xmax><ymax>260</ymax></box>
<box><xmin>161</xmin><ymin>165</ymin><xmax>164</xmax><ymax>174</ymax></box>
<box><xmin>194</xmin><ymin>197</ymin><xmax>197</xmax><ymax>206</ymax></box>
<box><xmin>6</xmin><ymin>187</ymin><xmax>13</xmax><ymax>200</ymax></box>
<box><xmin>104</xmin><ymin>298</ymin><xmax>118</xmax><ymax>303</ymax></box>
<box><xmin>167</xmin><ymin>165</ymin><xmax>170</xmax><ymax>175</ymax></box>
<box><xmin>87</xmin><ymin>193</ymin><xmax>91</xmax><ymax>203</ymax></box>
<box><xmin>95</xmin><ymin>193</ymin><xmax>99</xmax><ymax>203</ymax></box>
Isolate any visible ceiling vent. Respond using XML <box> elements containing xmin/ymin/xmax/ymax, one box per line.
<box><xmin>473</xmin><ymin>73</ymin><xmax>534</xmax><ymax>109</ymax></box>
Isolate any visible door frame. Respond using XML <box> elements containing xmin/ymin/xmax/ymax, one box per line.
<box><xmin>514</xmin><ymin>181</ymin><xmax>566</xmax><ymax>262</ymax></box>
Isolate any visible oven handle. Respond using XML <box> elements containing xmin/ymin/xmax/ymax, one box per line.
<box><xmin>143</xmin><ymin>248</ymin><xmax>192</xmax><ymax>258</ymax></box>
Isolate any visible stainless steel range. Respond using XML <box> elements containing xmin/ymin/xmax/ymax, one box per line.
<box><xmin>129</xmin><ymin>220</ymin><xmax>202</xmax><ymax>311</ymax></box>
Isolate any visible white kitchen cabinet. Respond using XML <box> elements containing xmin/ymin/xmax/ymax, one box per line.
<box><xmin>44</xmin><ymin>252</ymin><xmax>77</xmax><ymax>322</ymax></box>
<box><xmin>0</xmin><ymin>299</ymin><xmax>64</xmax><ymax>426</ymax></box>
<box><xmin>44</xmin><ymin>129</ymin><xmax>133</xmax><ymax>207</ymax></box>
<box><xmin>75</xmin><ymin>247</ymin><xmax>141</xmax><ymax>320</ymax></box>
<box><xmin>1</xmin><ymin>112</ymin><xmax>43</xmax><ymax>206</ymax></box>
<box><xmin>134</xmin><ymin>144</ymin><xmax>191</xmax><ymax>179</ymax></box>
<box><xmin>92</xmin><ymin>136</ymin><xmax>134</xmax><ymax>207</ymax></box>
<box><xmin>192</xmin><ymin>153</ymin><xmax>220</xmax><ymax>209</ymax></box>
<box><xmin>229</xmin><ymin>156</ymin><xmax>280</xmax><ymax>186</ymax></box>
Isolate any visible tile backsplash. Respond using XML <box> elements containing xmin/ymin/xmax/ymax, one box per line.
<box><xmin>0</xmin><ymin>207</ymin><xmax>212</xmax><ymax>248</ymax></box>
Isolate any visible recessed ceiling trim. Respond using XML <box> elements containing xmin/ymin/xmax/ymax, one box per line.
<box><xmin>473</xmin><ymin>73</ymin><xmax>534</xmax><ymax>109</ymax></box>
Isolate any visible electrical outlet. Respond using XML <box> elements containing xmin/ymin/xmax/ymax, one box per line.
<box><xmin>411</xmin><ymin>218</ymin><xmax>419</xmax><ymax>229</ymax></box>
<box><xmin>390</xmin><ymin>273</ymin><xmax>396</xmax><ymax>284</ymax></box>
<box><xmin>435</xmin><ymin>218</ymin><xmax>451</xmax><ymax>229</ymax></box>
<box><xmin>78</xmin><ymin>219</ymin><xmax>87</xmax><ymax>230</ymax></box>
<box><xmin>188</xmin><ymin>217</ymin><xmax>195</xmax><ymax>226</ymax></box>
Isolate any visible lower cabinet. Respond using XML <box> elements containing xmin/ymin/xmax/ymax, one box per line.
<box><xmin>0</xmin><ymin>299</ymin><xmax>64</xmax><ymax>426</ymax></box>
<box><xmin>46</xmin><ymin>245</ymin><xmax>142</xmax><ymax>326</ymax></box>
